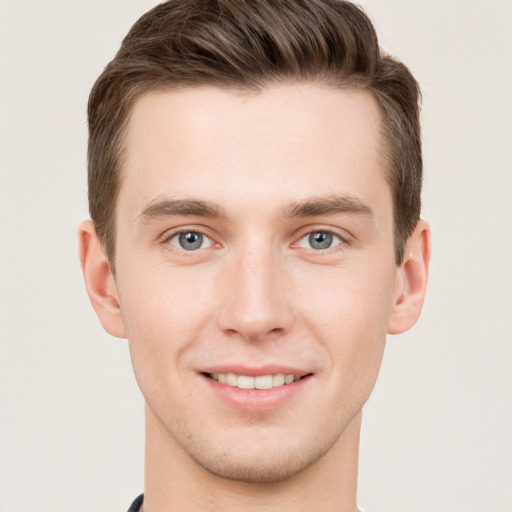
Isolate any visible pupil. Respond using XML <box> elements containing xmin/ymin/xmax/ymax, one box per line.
<box><xmin>179</xmin><ymin>232</ymin><xmax>203</xmax><ymax>250</ymax></box>
<box><xmin>309</xmin><ymin>231</ymin><xmax>332</xmax><ymax>250</ymax></box>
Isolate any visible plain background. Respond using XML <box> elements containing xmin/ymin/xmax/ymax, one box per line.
<box><xmin>0</xmin><ymin>1</ymin><xmax>510</xmax><ymax>511</ymax></box>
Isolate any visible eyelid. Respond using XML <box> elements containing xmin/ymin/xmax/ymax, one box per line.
<box><xmin>292</xmin><ymin>225</ymin><xmax>352</xmax><ymax>247</ymax></box>
<box><xmin>298</xmin><ymin>231</ymin><xmax>342</xmax><ymax>248</ymax></box>
<box><xmin>169</xmin><ymin>232</ymin><xmax>213</xmax><ymax>250</ymax></box>
<box><xmin>157</xmin><ymin>224</ymin><xmax>351</xmax><ymax>252</ymax></box>
<box><xmin>159</xmin><ymin>225</ymin><xmax>220</xmax><ymax>249</ymax></box>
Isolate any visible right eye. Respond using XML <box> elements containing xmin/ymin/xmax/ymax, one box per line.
<box><xmin>296</xmin><ymin>230</ymin><xmax>343</xmax><ymax>251</ymax></box>
<box><xmin>168</xmin><ymin>231</ymin><xmax>213</xmax><ymax>251</ymax></box>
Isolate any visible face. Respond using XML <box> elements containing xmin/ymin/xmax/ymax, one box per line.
<box><xmin>112</xmin><ymin>84</ymin><xmax>402</xmax><ymax>482</ymax></box>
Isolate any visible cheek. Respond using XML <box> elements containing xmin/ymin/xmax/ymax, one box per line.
<box><xmin>296</xmin><ymin>260</ymin><xmax>396</xmax><ymax>375</ymax></box>
<box><xmin>298</xmin><ymin>257</ymin><xmax>396</xmax><ymax>329</ymax></box>
<box><xmin>118</xmin><ymin>264</ymin><xmax>216</xmax><ymax>389</ymax></box>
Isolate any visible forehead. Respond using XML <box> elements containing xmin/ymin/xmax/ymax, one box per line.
<box><xmin>120</xmin><ymin>83</ymin><xmax>388</xmax><ymax>218</ymax></box>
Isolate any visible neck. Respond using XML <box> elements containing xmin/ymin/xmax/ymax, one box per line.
<box><xmin>143</xmin><ymin>406</ymin><xmax>362</xmax><ymax>512</ymax></box>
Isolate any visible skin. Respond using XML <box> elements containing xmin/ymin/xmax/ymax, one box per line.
<box><xmin>79</xmin><ymin>83</ymin><xmax>430</xmax><ymax>511</ymax></box>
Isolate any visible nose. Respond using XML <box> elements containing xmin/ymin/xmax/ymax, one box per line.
<box><xmin>217</xmin><ymin>242</ymin><xmax>294</xmax><ymax>342</ymax></box>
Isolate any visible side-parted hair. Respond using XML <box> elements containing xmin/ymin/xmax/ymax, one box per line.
<box><xmin>88</xmin><ymin>0</ymin><xmax>422</xmax><ymax>268</ymax></box>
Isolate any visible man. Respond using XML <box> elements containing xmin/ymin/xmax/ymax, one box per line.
<box><xmin>79</xmin><ymin>1</ymin><xmax>430</xmax><ymax>510</ymax></box>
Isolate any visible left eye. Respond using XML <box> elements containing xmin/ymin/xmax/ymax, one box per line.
<box><xmin>168</xmin><ymin>231</ymin><xmax>213</xmax><ymax>251</ymax></box>
<box><xmin>298</xmin><ymin>231</ymin><xmax>342</xmax><ymax>250</ymax></box>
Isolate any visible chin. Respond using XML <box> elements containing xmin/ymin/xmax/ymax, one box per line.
<box><xmin>192</xmin><ymin>450</ymin><xmax>320</xmax><ymax>483</ymax></box>
<box><xmin>182</xmin><ymin>429</ymin><xmax>338</xmax><ymax>484</ymax></box>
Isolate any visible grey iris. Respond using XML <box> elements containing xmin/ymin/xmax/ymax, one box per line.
<box><xmin>309</xmin><ymin>231</ymin><xmax>332</xmax><ymax>250</ymax></box>
<box><xmin>179</xmin><ymin>232</ymin><xmax>203</xmax><ymax>250</ymax></box>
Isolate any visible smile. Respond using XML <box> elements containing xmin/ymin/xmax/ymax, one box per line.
<box><xmin>208</xmin><ymin>372</ymin><xmax>302</xmax><ymax>389</ymax></box>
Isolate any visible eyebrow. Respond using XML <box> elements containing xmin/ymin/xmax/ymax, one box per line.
<box><xmin>138</xmin><ymin>198</ymin><xmax>227</xmax><ymax>222</ymax></box>
<box><xmin>282</xmin><ymin>194</ymin><xmax>373</xmax><ymax>218</ymax></box>
<box><xmin>138</xmin><ymin>193</ymin><xmax>373</xmax><ymax>223</ymax></box>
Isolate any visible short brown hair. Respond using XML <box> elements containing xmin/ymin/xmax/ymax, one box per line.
<box><xmin>88</xmin><ymin>0</ymin><xmax>422</xmax><ymax>267</ymax></box>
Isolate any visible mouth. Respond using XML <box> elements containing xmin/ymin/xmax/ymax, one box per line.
<box><xmin>200</xmin><ymin>369</ymin><xmax>313</xmax><ymax>411</ymax></box>
<box><xmin>203</xmin><ymin>372</ymin><xmax>310</xmax><ymax>390</ymax></box>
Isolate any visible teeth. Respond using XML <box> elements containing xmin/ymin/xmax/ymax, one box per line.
<box><xmin>272</xmin><ymin>373</ymin><xmax>285</xmax><ymax>386</ymax></box>
<box><xmin>237</xmin><ymin>375</ymin><xmax>255</xmax><ymax>389</ymax></box>
<box><xmin>226</xmin><ymin>373</ymin><xmax>238</xmax><ymax>386</ymax></box>
<box><xmin>209</xmin><ymin>372</ymin><xmax>299</xmax><ymax>389</ymax></box>
<box><xmin>285</xmin><ymin>374</ymin><xmax>294</xmax><ymax>384</ymax></box>
<box><xmin>255</xmin><ymin>375</ymin><xmax>272</xmax><ymax>389</ymax></box>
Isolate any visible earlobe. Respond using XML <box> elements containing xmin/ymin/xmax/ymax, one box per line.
<box><xmin>387</xmin><ymin>220</ymin><xmax>431</xmax><ymax>335</ymax></box>
<box><xmin>78</xmin><ymin>220</ymin><xmax>127</xmax><ymax>338</ymax></box>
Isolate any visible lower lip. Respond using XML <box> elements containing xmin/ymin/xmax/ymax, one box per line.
<box><xmin>201</xmin><ymin>374</ymin><xmax>312</xmax><ymax>412</ymax></box>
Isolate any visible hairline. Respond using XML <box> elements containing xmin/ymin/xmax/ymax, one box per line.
<box><xmin>104</xmin><ymin>78</ymin><xmax>403</xmax><ymax>272</ymax></box>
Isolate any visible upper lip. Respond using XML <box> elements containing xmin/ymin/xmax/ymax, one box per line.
<box><xmin>199</xmin><ymin>365</ymin><xmax>311</xmax><ymax>377</ymax></box>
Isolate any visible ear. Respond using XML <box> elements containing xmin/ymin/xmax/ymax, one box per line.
<box><xmin>388</xmin><ymin>220</ymin><xmax>431</xmax><ymax>335</ymax></box>
<box><xmin>78</xmin><ymin>220</ymin><xmax>127</xmax><ymax>338</ymax></box>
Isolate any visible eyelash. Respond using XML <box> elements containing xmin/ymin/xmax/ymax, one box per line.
<box><xmin>160</xmin><ymin>227</ymin><xmax>349</xmax><ymax>254</ymax></box>
<box><xmin>161</xmin><ymin>227</ymin><xmax>218</xmax><ymax>252</ymax></box>
<box><xmin>296</xmin><ymin>231</ymin><xmax>345</xmax><ymax>251</ymax></box>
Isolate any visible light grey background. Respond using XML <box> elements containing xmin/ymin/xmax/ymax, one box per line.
<box><xmin>1</xmin><ymin>1</ymin><xmax>511</xmax><ymax>511</ymax></box>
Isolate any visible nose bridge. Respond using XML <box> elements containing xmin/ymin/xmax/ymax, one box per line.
<box><xmin>218</xmin><ymin>237</ymin><xmax>291</xmax><ymax>341</ymax></box>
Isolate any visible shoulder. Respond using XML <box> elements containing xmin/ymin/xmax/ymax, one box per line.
<box><xmin>127</xmin><ymin>493</ymin><xmax>143</xmax><ymax>512</ymax></box>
